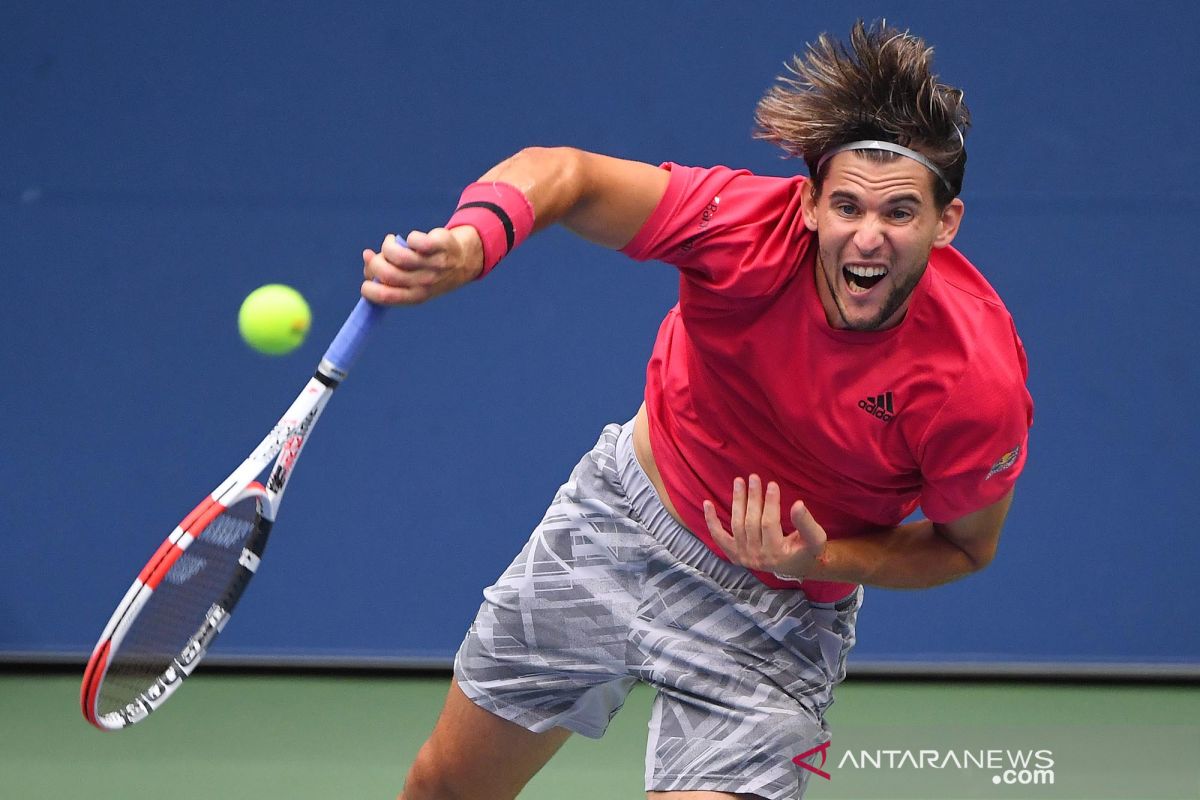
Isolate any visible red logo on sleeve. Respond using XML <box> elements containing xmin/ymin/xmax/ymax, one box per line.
<box><xmin>986</xmin><ymin>445</ymin><xmax>1021</xmax><ymax>480</ymax></box>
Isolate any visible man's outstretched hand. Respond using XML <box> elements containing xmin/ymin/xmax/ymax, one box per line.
<box><xmin>703</xmin><ymin>475</ymin><xmax>827</xmax><ymax>579</ymax></box>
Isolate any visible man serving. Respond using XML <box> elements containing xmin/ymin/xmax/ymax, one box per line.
<box><xmin>365</xmin><ymin>20</ymin><xmax>1033</xmax><ymax>800</ymax></box>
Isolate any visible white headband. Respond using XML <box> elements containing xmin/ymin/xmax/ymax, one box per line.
<box><xmin>815</xmin><ymin>140</ymin><xmax>954</xmax><ymax>193</ymax></box>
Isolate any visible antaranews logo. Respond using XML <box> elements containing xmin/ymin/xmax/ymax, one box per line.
<box><xmin>808</xmin><ymin>723</ymin><xmax>1199</xmax><ymax>797</ymax></box>
<box><xmin>834</xmin><ymin>746</ymin><xmax>1055</xmax><ymax>787</ymax></box>
<box><xmin>791</xmin><ymin>741</ymin><xmax>832</xmax><ymax>780</ymax></box>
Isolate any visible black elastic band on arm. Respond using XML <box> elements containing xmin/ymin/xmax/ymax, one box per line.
<box><xmin>456</xmin><ymin>201</ymin><xmax>515</xmax><ymax>254</ymax></box>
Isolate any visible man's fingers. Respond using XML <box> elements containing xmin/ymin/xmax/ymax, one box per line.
<box><xmin>790</xmin><ymin>500</ymin><xmax>827</xmax><ymax>553</ymax></box>
<box><xmin>745</xmin><ymin>474</ymin><xmax>764</xmax><ymax>548</ymax></box>
<box><xmin>404</xmin><ymin>227</ymin><xmax>456</xmax><ymax>256</ymax></box>
<box><xmin>704</xmin><ymin>500</ymin><xmax>739</xmax><ymax>561</ymax></box>
<box><xmin>368</xmin><ymin>252</ymin><xmax>412</xmax><ymax>288</ymax></box>
<box><xmin>403</xmin><ymin>230</ymin><xmax>435</xmax><ymax>254</ymax></box>
<box><xmin>709</xmin><ymin>479</ymin><xmax>827</xmax><ymax>577</ymax></box>
<box><xmin>730</xmin><ymin>477</ymin><xmax>747</xmax><ymax>540</ymax></box>
<box><xmin>361</xmin><ymin>279</ymin><xmax>426</xmax><ymax>306</ymax></box>
<box><xmin>382</xmin><ymin>233</ymin><xmax>422</xmax><ymax>264</ymax></box>
<box><xmin>762</xmin><ymin>481</ymin><xmax>782</xmax><ymax>540</ymax></box>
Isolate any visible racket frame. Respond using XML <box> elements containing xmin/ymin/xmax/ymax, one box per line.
<box><xmin>82</xmin><ymin>293</ymin><xmax>384</xmax><ymax>730</ymax></box>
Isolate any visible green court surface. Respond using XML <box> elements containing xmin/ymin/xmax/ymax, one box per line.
<box><xmin>2</xmin><ymin>671</ymin><xmax>1196</xmax><ymax>799</ymax></box>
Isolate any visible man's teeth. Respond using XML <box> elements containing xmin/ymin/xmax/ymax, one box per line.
<box><xmin>846</xmin><ymin>264</ymin><xmax>887</xmax><ymax>277</ymax></box>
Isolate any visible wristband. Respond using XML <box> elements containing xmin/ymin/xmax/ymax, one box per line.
<box><xmin>445</xmin><ymin>181</ymin><xmax>535</xmax><ymax>278</ymax></box>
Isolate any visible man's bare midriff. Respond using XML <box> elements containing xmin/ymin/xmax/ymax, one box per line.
<box><xmin>633</xmin><ymin>402</ymin><xmax>688</xmax><ymax>528</ymax></box>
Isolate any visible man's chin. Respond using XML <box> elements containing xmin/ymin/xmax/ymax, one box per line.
<box><xmin>836</xmin><ymin>294</ymin><xmax>904</xmax><ymax>331</ymax></box>
<box><xmin>840</xmin><ymin>315</ymin><xmax>887</xmax><ymax>332</ymax></box>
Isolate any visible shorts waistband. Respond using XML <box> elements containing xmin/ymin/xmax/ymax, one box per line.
<box><xmin>613</xmin><ymin>419</ymin><xmax>860</xmax><ymax>610</ymax></box>
<box><xmin>615</xmin><ymin>419</ymin><xmax>771</xmax><ymax>594</ymax></box>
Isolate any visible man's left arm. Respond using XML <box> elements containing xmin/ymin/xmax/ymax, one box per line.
<box><xmin>808</xmin><ymin>489</ymin><xmax>1013</xmax><ymax>588</ymax></box>
<box><xmin>704</xmin><ymin>477</ymin><xmax>1014</xmax><ymax>589</ymax></box>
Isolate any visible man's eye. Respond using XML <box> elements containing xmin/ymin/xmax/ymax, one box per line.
<box><xmin>891</xmin><ymin>208</ymin><xmax>914</xmax><ymax>220</ymax></box>
<box><xmin>836</xmin><ymin>204</ymin><xmax>857</xmax><ymax>215</ymax></box>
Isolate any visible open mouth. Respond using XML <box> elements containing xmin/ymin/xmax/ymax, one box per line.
<box><xmin>843</xmin><ymin>264</ymin><xmax>888</xmax><ymax>295</ymax></box>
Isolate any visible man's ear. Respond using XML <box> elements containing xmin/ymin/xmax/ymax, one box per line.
<box><xmin>800</xmin><ymin>181</ymin><xmax>820</xmax><ymax>232</ymax></box>
<box><xmin>933</xmin><ymin>198</ymin><xmax>965</xmax><ymax>249</ymax></box>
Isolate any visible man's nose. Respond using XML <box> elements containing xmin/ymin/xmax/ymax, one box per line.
<box><xmin>852</xmin><ymin>217</ymin><xmax>885</xmax><ymax>254</ymax></box>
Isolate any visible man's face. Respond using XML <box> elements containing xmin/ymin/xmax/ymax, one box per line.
<box><xmin>802</xmin><ymin>152</ymin><xmax>964</xmax><ymax>331</ymax></box>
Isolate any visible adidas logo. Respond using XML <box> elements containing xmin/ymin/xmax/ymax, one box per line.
<box><xmin>858</xmin><ymin>391</ymin><xmax>896</xmax><ymax>422</ymax></box>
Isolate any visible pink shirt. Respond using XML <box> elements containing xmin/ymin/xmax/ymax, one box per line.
<box><xmin>621</xmin><ymin>164</ymin><xmax>1033</xmax><ymax>602</ymax></box>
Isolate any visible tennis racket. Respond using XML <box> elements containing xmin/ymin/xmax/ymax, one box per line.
<box><xmin>81</xmin><ymin>288</ymin><xmax>386</xmax><ymax>731</ymax></box>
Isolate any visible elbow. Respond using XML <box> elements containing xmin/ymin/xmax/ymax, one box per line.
<box><xmin>966</xmin><ymin>549</ymin><xmax>995</xmax><ymax>574</ymax></box>
<box><xmin>514</xmin><ymin>145</ymin><xmax>581</xmax><ymax>161</ymax></box>
<box><xmin>501</xmin><ymin>146</ymin><xmax>584</xmax><ymax>179</ymax></box>
<box><xmin>932</xmin><ymin>521</ymin><xmax>1002</xmax><ymax>578</ymax></box>
<box><xmin>961</xmin><ymin>540</ymin><xmax>998</xmax><ymax>574</ymax></box>
<box><xmin>483</xmin><ymin>146</ymin><xmax>586</xmax><ymax>209</ymax></box>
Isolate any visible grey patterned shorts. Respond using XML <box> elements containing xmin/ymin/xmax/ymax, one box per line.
<box><xmin>454</xmin><ymin>420</ymin><xmax>861</xmax><ymax>799</ymax></box>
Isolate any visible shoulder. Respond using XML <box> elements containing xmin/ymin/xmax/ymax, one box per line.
<box><xmin>909</xmin><ymin>250</ymin><xmax>1032</xmax><ymax>440</ymax></box>
<box><xmin>918</xmin><ymin>247</ymin><xmax>1028</xmax><ymax>378</ymax></box>
<box><xmin>928</xmin><ymin>246</ymin><xmax>1011</xmax><ymax>313</ymax></box>
<box><xmin>643</xmin><ymin>163</ymin><xmax>807</xmax><ymax>233</ymax></box>
<box><xmin>655</xmin><ymin>162</ymin><xmax>806</xmax><ymax>193</ymax></box>
<box><xmin>624</xmin><ymin>163</ymin><xmax>815</xmax><ymax>296</ymax></box>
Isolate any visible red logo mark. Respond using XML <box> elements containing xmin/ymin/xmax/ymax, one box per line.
<box><xmin>792</xmin><ymin>741</ymin><xmax>831</xmax><ymax>780</ymax></box>
<box><xmin>278</xmin><ymin>434</ymin><xmax>303</xmax><ymax>472</ymax></box>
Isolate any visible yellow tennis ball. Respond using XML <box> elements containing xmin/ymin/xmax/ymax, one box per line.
<box><xmin>238</xmin><ymin>284</ymin><xmax>311</xmax><ymax>355</ymax></box>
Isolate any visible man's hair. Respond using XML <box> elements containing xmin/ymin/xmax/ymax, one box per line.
<box><xmin>754</xmin><ymin>20</ymin><xmax>970</xmax><ymax>207</ymax></box>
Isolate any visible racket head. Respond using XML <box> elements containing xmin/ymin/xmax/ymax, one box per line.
<box><xmin>81</xmin><ymin>483</ymin><xmax>272</xmax><ymax>730</ymax></box>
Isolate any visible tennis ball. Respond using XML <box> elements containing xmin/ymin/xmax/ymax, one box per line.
<box><xmin>238</xmin><ymin>284</ymin><xmax>311</xmax><ymax>355</ymax></box>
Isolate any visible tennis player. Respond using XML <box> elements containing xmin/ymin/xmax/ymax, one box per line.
<box><xmin>364</xmin><ymin>20</ymin><xmax>1033</xmax><ymax>800</ymax></box>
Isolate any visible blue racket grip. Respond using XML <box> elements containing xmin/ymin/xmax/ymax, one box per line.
<box><xmin>320</xmin><ymin>295</ymin><xmax>386</xmax><ymax>381</ymax></box>
<box><xmin>319</xmin><ymin>238</ymin><xmax>405</xmax><ymax>381</ymax></box>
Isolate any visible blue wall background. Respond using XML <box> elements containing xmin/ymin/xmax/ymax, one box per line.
<box><xmin>3</xmin><ymin>1</ymin><xmax>1197</xmax><ymax>669</ymax></box>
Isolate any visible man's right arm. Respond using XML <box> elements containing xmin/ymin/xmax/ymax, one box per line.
<box><xmin>362</xmin><ymin>147</ymin><xmax>670</xmax><ymax>306</ymax></box>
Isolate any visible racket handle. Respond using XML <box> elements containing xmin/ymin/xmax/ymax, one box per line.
<box><xmin>319</xmin><ymin>237</ymin><xmax>410</xmax><ymax>381</ymax></box>
<box><xmin>319</xmin><ymin>295</ymin><xmax>386</xmax><ymax>382</ymax></box>
<box><xmin>319</xmin><ymin>237</ymin><xmax>415</xmax><ymax>382</ymax></box>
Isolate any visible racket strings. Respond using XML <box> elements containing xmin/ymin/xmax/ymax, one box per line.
<box><xmin>96</xmin><ymin>497</ymin><xmax>262</xmax><ymax>716</ymax></box>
